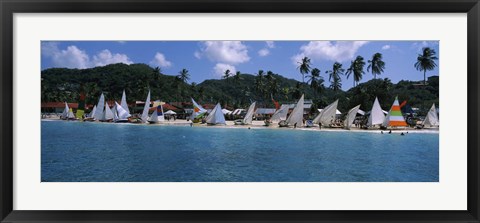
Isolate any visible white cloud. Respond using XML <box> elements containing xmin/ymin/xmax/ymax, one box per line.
<box><xmin>382</xmin><ymin>45</ymin><xmax>391</xmax><ymax>50</ymax></box>
<box><xmin>258</xmin><ymin>48</ymin><xmax>270</xmax><ymax>57</ymax></box>
<box><xmin>92</xmin><ymin>49</ymin><xmax>133</xmax><ymax>67</ymax></box>
<box><xmin>196</xmin><ymin>41</ymin><xmax>250</xmax><ymax>64</ymax></box>
<box><xmin>41</xmin><ymin>42</ymin><xmax>133</xmax><ymax>69</ymax></box>
<box><xmin>266</xmin><ymin>41</ymin><xmax>275</xmax><ymax>48</ymax></box>
<box><xmin>291</xmin><ymin>41</ymin><xmax>369</xmax><ymax>64</ymax></box>
<box><xmin>150</xmin><ymin>52</ymin><xmax>172</xmax><ymax>68</ymax></box>
<box><xmin>412</xmin><ymin>41</ymin><xmax>439</xmax><ymax>52</ymax></box>
<box><xmin>213</xmin><ymin>63</ymin><xmax>236</xmax><ymax>78</ymax></box>
<box><xmin>42</xmin><ymin>42</ymin><xmax>90</xmax><ymax>69</ymax></box>
<box><xmin>194</xmin><ymin>51</ymin><xmax>202</xmax><ymax>59</ymax></box>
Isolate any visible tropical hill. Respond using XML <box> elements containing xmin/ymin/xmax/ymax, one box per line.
<box><xmin>41</xmin><ymin>63</ymin><xmax>439</xmax><ymax>115</ymax></box>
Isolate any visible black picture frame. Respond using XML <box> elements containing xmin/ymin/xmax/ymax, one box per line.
<box><xmin>1</xmin><ymin>0</ymin><xmax>479</xmax><ymax>222</ymax></box>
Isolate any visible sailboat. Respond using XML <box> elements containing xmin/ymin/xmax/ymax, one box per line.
<box><xmin>60</xmin><ymin>102</ymin><xmax>69</xmax><ymax>120</ymax></box>
<box><xmin>148</xmin><ymin>107</ymin><xmax>159</xmax><ymax>124</ymax></box>
<box><xmin>312</xmin><ymin>99</ymin><xmax>339</xmax><ymax>128</ymax></box>
<box><xmin>84</xmin><ymin>105</ymin><xmax>97</xmax><ymax>122</ymax></box>
<box><xmin>191</xmin><ymin>98</ymin><xmax>207</xmax><ymax>122</ymax></box>
<box><xmin>382</xmin><ymin>96</ymin><xmax>408</xmax><ymax>128</ymax></box>
<box><xmin>206</xmin><ymin>103</ymin><xmax>226</xmax><ymax>125</ymax></box>
<box><xmin>422</xmin><ymin>103</ymin><xmax>439</xmax><ymax>128</ymax></box>
<box><xmin>344</xmin><ymin>104</ymin><xmax>361</xmax><ymax>130</ymax></box>
<box><xmin>140</xmin><ymin>91</ymin><xmax>151</xmax><ymax>123</ymax></box>
<box><xmin>266</xmin><ymin>104</ymin><xmax>289</xmax><ymax>126</ymax></box>
<box><xmin>100</xmin><ymin>102</ymin><xmax>114</xmax><ymax>122</ymax></box>
<box><xmin>93</xmin><ymin>93</ymin><xmax>105</xmax><ymax>121</ymax></box>
<box><xmin>114</xmin><ymin>101</ymin><xmax>131</xmax><ymax>123</ymax></box>
<box><xmin>120</xmin><ymin>90</ymin><xmax>130</xmax><ymax>115</ymax></box>
<box><xmin>367</xmin><ymin>97</ymin><xmax>385</xmax><ymax>128</ymax></box>
<box><xmin>234</xmin><ymin>102</ymin><xmax>256</xmax><ymax>125</ymax></box>
<box><xmin>280</xmin><ymin>94</ymin><xmax>304</xmax><ymax>128</ymax></box>
<box><xmin>66</xmin><ymin>108</ymin><xmax>77</xmax><ymax>120</ymax></box>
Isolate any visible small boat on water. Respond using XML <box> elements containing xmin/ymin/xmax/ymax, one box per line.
<box><xmin>206</xmin><ymin>103</ymin><xmax>226</xmax><ymax>125</ymax></box>
<box><xmin>83</xmin><ymin>105</ymin><xmax>97</xmax><ymax>122</ymax></box>
<box><xmin>60</xmin><ymin>102</ymin><xmax>69</xmax><ymax>120</ymax></box>
<box><xmin>114</xmin><ymin>101</ymin><xmax>131</xmax><ymax>123</ymax></box>
<box><xmin>234</xmin><ymin>102</ymin><xmax>256</xmax><ymax>125</ymax></box>
<box><xmin>280</xmin><ymin>94</ymin><xmax>304</xmax><ymax>128</ymax></box>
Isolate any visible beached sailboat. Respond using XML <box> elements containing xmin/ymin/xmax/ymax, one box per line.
<box><xmin>100</xmin><ymin>102</ymin><xmax>114</xmax><ymax>122</ymax></box>
<box><xmin>114</xmin><ymin>101</ymin><xmax>131</xmax><ymax>123</ymax></box>
<box><xmin>67</xmin><ymin>108</ymin><xmax>77</xmax><ymax>120</ymax></box>
<box><xmin>422</xmin><ymin>103</ymin><xmax>439</xmax><ymax>128</ymax></box>
<box><xmin>60</xmin><ymin>102</ymin><xmax>69</xmax><ymax>120</ymax></box>
<box><xmin>344</xmin><ymin>104</ymin><xmax>361</xmax><ymax>130</ymax></box>
<box><xmin>234</xmin><ymin>102</ymin><xmax>256</xmax><ymax>125</ymax></box>
<box><xmin>141</xmin><ymin>91</ymin><xmax>151</xmax><ymax>123</ymax></box>
<box><xmin>120</xmin><ymin>90</ymin><xmax>130</xmax><ymax>115</ymax></box>
<box><xmin>148</xmin><ymin>107</ymin><xmax>159</xmax><ymax>124</ymax></box>
<box><xmin>93</xmin><ymin>93</ymin><xmax>105</xmax><ymax>121</ymax></box>
<box><xmin>367</xmin><ymin>97</ymin><xmax>385</xmax><ymax>128</ymax></box>
<box><xmin>382</xmin><ymin>96</ymin><xmax>408</xmax><ymax>128</ymax></box>
<box><xmin>206</xmin><ymin>103</ymin><xmax>226</xmax><ymax>125</ymax></box>
<box><xmin>266</xmin><ymin>104</ymin><xmax>289</xmax><ymax>126</ymax></box>
<box><xmin>84</xmin><ymin>105</ymin><xmax>97</xmax><ymax>121</ymax></box>
<box><xmin>191</xmin><ymin>98</ymin><xmax>207</xmax><ymax>122</ymax></box>
<box><xmin>312</xmin><ymin>99</ymin><xmax>339</xmax><ymax>127</ymax></box>
<box><xmin>280</xmin><ymin>94</ymin><xmax>304</xmax><ymax>128</ymax></box>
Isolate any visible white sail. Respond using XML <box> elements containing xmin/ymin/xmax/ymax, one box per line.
<box><xmin>313</xmin><ymin>100</ymin><xmax>339</xmax><ymax>126</ymax></box>
<box><xmin>61</xmin><ymin>102</ymin><xmax>69</xmax><ymax>119</ymax></box>
<box><xmin>104</xmin><ymin>102</ymin><xmax>114</xmax><ymax>120</ymax></box>
<box><xmin>206</xmin><ymin>103</ymin><xmax>226</xmax><ymax>125</ymax></box>
<box><xmin>120</xmin><ymin>90</ymin><xmax>130</xmax><ymax>115</ymax></box>
<box><xmin>344</xmin><ymin>104</ymin><xmax>361</xmax><ymax>130</ymax></box>
<box><xmin>286</xmin><ymin>94</ymin><xmax>304</xmax><ymax>127</ymax></box>
<box><xmin>94</xmin><ymin>93</ymin><xmax>105</xmax><ymax>120</ymax></box>
<box><xmin>242</xmin><ymin>102</ymin><xmax>256</xmax><ymax>124</ymax></box>
<box><xmin>115</xmin><ymin>101</ymin><xmax>131</xmax><ymax>119</ymax></box>
<box><xmin>141</xmin><ymin>91</ymin><xmax>151</xmax><ymax>123</ymax></box>
<box><xmin>270</xmin><ymin>104</ymin><xmax>289</xmax><ymax>123</ymax></box>
<box><xmin>112</xmin><ymin>104</ymin><xmax>119</xmax><ymax>121</ymax></box>
<box><xmin>367</xmin><ymin>97</ymin><xmax>385</xmax><ymax>126</ymax></box>
<box><xmin>423</xmin><ymin>103</ymin><xmax>439</xmax><ymax>127</ymax></box>
<box><xmin>67</xmin><ymin>108</ymin><xmax>76</xmax><ymax>119</ymax></box>
<box><xmin>148</xmin><ymin>108</ymin><xmax>158</xmax><ymax>123</ymax></box>
<box><xmin>89</xmin><ymin>105</ymin><xmax>97</xmax><ymax>118</ymax></box>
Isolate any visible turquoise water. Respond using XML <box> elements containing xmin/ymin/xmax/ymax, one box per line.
<box><xmin>41</xmin><ymin>121</ymin><xmax>439</xmax><ymax>182</ymax></box>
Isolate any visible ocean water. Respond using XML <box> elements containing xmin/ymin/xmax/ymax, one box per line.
<box><xmin>41</xmin><ymin>120</ymin><xmax>439</xmax><ymax>182</ymax></box>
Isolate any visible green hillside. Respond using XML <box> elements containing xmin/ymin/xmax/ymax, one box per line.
<box><xmin>41</xmin><ymin>63</ymin><xmax>439</xmax><ymax>115</ymax></box>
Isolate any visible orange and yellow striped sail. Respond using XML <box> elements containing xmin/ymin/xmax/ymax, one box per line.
<box><xmin>384</xmin><ymin>96</ymin><xmax>407</xmax><ymax>127</ymax></box>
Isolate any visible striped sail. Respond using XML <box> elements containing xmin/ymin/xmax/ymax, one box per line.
<box><xmin>383</xmin><ymin>96</ymin><xmax>407</xmax><ymax>127</ymax></box>
<box><xmin>191</xmin><ymin>98</ymin><xmax>207</xmax><ymax>119</ymax></box>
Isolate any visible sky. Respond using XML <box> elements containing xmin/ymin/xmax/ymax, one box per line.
<box><xmin>41</xmin><ymin>40</ymin><xmax>439</xmax><ymax>90</ymax></box>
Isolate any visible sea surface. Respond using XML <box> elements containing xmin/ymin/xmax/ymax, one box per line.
<box><xmin>41</xmin><ymin>120</ymin><xmax>439</xmax><ymax>182</ymax></box>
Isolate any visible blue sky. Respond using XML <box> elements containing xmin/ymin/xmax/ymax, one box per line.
<box><xmin>41</xmin><ymin>40</ymin><xmax>439</xmax><ymax>90</ymax></box>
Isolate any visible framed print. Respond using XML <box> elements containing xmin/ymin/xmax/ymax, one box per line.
<box><xmin>1</xmin><ymin>0</ymin><xmax>479</xmax><ymax>222</ymax></box>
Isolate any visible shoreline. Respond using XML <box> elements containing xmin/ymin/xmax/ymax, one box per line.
<box><xmin>42</xmin><ymin>117</ymin><xmax>439</xmax><ymax>134</ymax></box>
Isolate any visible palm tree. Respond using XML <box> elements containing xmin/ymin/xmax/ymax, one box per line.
<box><xmin>367</xmin><ymin>53</ymin><xmax>385</xmax><ymax>79</ymax></box>
<box><xmin>326</xmin><ymin>62</ymin><xmax>345</xmax><ymax>81</ymax></box>
<box><xmin>346</xmin><ymin>56</ymin><xmax>366</xmax><ymax>87</ymax></box>
<box><xmin>177</xmin><ymin>68</ymin><xmax>190</xmax><ymax>83</ymax></box>
<box><xmin>330</xmin><ymin>75</ymin><xmax>342</xmax><ymax>91</ymax></box>
<box><xmin>306</xmin><ymin>68</ymin><xmax>324</xmax><ymax>97</ymax></box>
<box><xmin>223</xmin><ymin>69</ymin><xmax>232</xmax><ymax>80</ymax></box>
<box><xmin>297</xmin><ymin>57</ymin><xmax>311</xmax><ymax>83</ymax></box>
<box><xmin>233</xmin><ymin>71</ymin><xmax>242</xmax><ymax>85</ymax></box>
<box><xmin>415</xmin><ymin>47</ymin><xmax>438</xmax><ymax>85</ymax></box>
<box><xmin>266</xmin><ymin>71</ymin><xmax>279</xmax><ymax>99</ymax></box>
<box><xmin>254</xmin><ymin>70</ymin><xmax>265</xmax><ymax>100</ymax></box>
